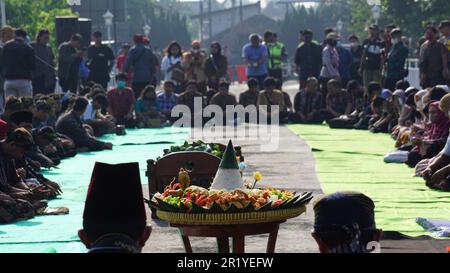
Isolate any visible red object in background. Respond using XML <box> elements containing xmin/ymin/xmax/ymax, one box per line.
<box><xmin>0</xmin><ymin>119</ymin><xmax>8</xmax><ymax>141</ymax></box>
<box><xmin>447</xmin><ymin>246</ymin><xmax>450</xmax><ymax>252</ymax></box>
<box><xmin>236</xmin><ymin>65</ymin><xmax>247</xmax><ymax>83</ymax></box>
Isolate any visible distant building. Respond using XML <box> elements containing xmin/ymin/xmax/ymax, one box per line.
<box><xmin>190</xmin><ymin>1</ymin><xmax>261</xmax><ymax>41</ymax></box>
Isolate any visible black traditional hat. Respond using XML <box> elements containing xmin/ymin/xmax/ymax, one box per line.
<box><xmin>10</xmin><ymin>111</ymin><xmax>33</xmax><ymax>125</ymax></box>
<box><xmin>83</xmin><ymin>162</ymin><xmax>146</xmax><ymax>225</ymax></box>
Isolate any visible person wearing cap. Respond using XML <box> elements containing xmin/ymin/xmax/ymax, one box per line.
<box><xmin>242</xmin><ymin>33</ymin><xmax>268</xmax><ymax>90</ymax></box>
<box><xmin>160</xmin><ymin>41</ymin><xmax>184</xmax><ymax>93</ymax></box>
<box><xmin>182</xmin><ymin>40</ymin><xmax>208</xmax><ymax>95</ymax></box>
<box><xmin>210</xmin><ymin>80</ymin><xmax>237</xmax><ymax>113</ymax></box>
<box><xmin>30</xmin><ymin>29</ymin><xmax>56</xmax><ymax>95</ymax></box>
<box><xmin>359</xmin><ymin>25</ymin><xmax>385</xmax><ymax>91</ymax></box>
<box><xmin>312</xmin><ymin>192</ymin><xmax>382</xmax><ymax>253</ymax></box>
<box><xmin>156</xmin><ymin>80</ymin><xmax>178</xmax><ymax>121</ymax></box>
<box><xmin>124</xmin><ymin>34</ymin><xmax>157</xmax><ymax>99</ymax></box>
<box><xmin>439</xmin><ymin>20</ymin><xmax>450</xmax><ymax>86</ymax></box>
<box><xmin>2</xmin><ymin>28</ymin><xmax>35</xmax><ymax>99</ymax></box>
<box><xmin>87</xmin><ymin>31</ymin><xmax>115</xmax><ymax>90</ymax></box>
<box><xmin>56</xmin><ymin>96</ymin><xmax>113</xmax><ymax>152</ymax></box>
<box><xmin>0</xmin><ymin>128</ymin><xmax>52</xmax><ymax>202</ymax></box>
<box><xmin>205</xmin><ymin>41</ymin><xmax>228</xmax><ymax>90</ymax></box>
<box><xmin>257</xmin><ymin>77</ymin><xmax>287</xmax><ymax>124</ymax></box>
<box><xmin>295</xmin><ymin>29</ymin><xmax>322</xmax><ymax>90</ymax></box>
<box><xmin>320</xmin><ymin>33</ymin><xmax>340</xmax><ymax>105</ymax></box>
<box><xmin>78</xmin><ymin>162</ymin><xmax>151</xmax><ymax>253</ymax></box>
<box><xmin>384</xmin><ymin>28</ymin><xmax>409</xmax><ymax>91</ymax></box>
<box><xmin>107</xmin><ymin>73</ymin><xmax>136</xmax><ymax>128</ymax></box>
<box><xmin>58</xmin><ymin>34</ymin><xmax>84</xmax><ymax>94</ymax></box>
<box><xmin>419</xmin><ymin>25</ymin><xmax>449</xmax><ymax>88</ymax></box>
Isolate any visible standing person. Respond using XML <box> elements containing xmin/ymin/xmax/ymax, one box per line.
<box><xmin>295</xmin><ymin>29</ymin><xmax>322</xmax><ymax>90</ymax></box>
<box><xmin>31</xmin><ymin>29</ymin><xmax>56</xmax><ymax>95</ymax></box>
<box><xmin>2</xmin><ymin>29</ymin><xmax>35</xmax><ymax>99</ymax></box>
<box><xmin>87</xmin><ymin>32</ymin><xmax>115</xmax><ymax>90</ymax></box>
<box><xmin>420</xmin><ymin>25</ymin><xmax>449</xmax><ymax>88</ymax></box>
<box><xmin>383</xmin><ymin>24</ymin><xmax>397</xmax><ymax>55</ymax></box>
<box><xmin>384</xmin><ymin>29</ymin><xmax>409</xmax><ymax>91</ymax></box>
<box><xmin>205</xmin><ymin>41</ymin><xmax>228</xmax><ymax>90</ymax></box>
<box><xmin>439</xmin><ymin>20</ymin><xmax>450</xmax><ymax>86</ymax></box>
<box><xmin>348</xmin><ymin>35</ymin><xmax>363</xmax><ymax>84</ymax></box>
<box><xmin>124</xmin><ymin>34</ymin><xmax>157</xmax><ymax>99</ymax></box>
<box><xmin>58</xmin><ymin>34</ymin><xmax>84</xmax><ymax>94</ymax></box>
<box><xmin>265</xmin><ymin>32</ymin><xmax>287</xmax><ymax>83</ymax></box>
<box><xmin>242</xmin><ymin>33</ymin><xmax>268</xmax><ymax>90</ymax></box>
<box><xmin>337</xmin><ymin>41</ymin><xmax>353</xmax><ymax>88</ymax></box>
<box><xmin>116</xmin><ymin>43</ymin><xmax>132</xmax><ymax>85</ymax></box>
<box><xmin>107</xmin><ymin>73</ymin><xmax>136</xmax><ymax>128</ymax></box>
<box><xmin>160</xmin><ymin>41</ymin><xmax>184</xmax><ymax>93</ymax></box>
<box><xmin>320</xmin><ymin>33</ymin><xmax>340</xmax><ymax>105</ymax></box>
<box><xmin>183</xmin><ymin>40</ymin><xmax>208</xmax><ymax>95</ymax></box>
<box><xmin>359</xmin><ymin>25</ymin><xmax>385</xmax><ymax>91</ymax></box>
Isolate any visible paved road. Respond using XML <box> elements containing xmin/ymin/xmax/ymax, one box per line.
<box><xmin>142</xmin><ymin>80</ymin><xmax>324</xmax><ymax>253</ymax></box>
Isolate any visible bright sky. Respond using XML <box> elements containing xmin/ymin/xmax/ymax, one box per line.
<box><xmin>177</xmin><ymin>0</ymin><xmax>318</xmax><ymax>9</ymax></box>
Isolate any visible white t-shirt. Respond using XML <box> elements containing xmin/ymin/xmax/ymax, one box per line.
<box><xmin>82</xmin><ymin>101</ymin><xmax>97</xmax><ymax>121</ymax></box>
<box><xmin>442</xmin><ymin>136</ymin><xmax>450</xmax><ymax>156</ymax></box>
<box><xmin>161</xmin><ymin>56</ymin><xmax>182</xmax><ymax>81</ymax></box>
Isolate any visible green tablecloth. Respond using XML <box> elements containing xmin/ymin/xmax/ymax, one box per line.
<box><xmin>0</xmin><ymin>127</ymin><xmax>189</xmax><ymax>253</ymax></box>
<box><xmin>288</xmin><ymin>124</ymin><xmax>450</xmax><ymax>237</ymax></box>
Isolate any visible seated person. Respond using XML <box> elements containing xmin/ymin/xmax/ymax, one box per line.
<box><xmin>275</xmin><ymin>78</ymin><xmax>293</xmax><ymax>113</ymax></box>
<box><xmin>369</xmin><ymin>90</ymin><xmax>399</xmax><ymax>133</ymax></box>
<box><xmin>78</xmin><ymin>162</ymin><xmax>151</xmax><ymax>253</ymax></box>
<box><xmin>21</xmin><ymin>97</ymin><xmax>35</xmax><ymax>112</ymax></box>
<box><xmin>56</xmin><ymin>97</ymin><xmax>113</xmax><ymax>152</ymax></box>
<box><xmin>394</xmin><ymin>80</ymin><xmax>410</xmax><ymax>92</ymax></box>
<box><xmin>28</xmin><ymin>126</ymin><xmax>59</xmax><ymax>168</ymax></box>
<box><xmin>9</xmin><ymin>111</ymin><xmax>34</xmax><ymax>133</ymax></box>
<box><xmin>239</xmin><ymin>78</ymin><xmax>260</xmax><ymax>108</ymax></box>
<box><xmin>135</xmin><ymin>85</ymin><xmax>167</xmax><ymax>128</ymax></box>
<box><xmin>82</xmin><ymin>94</ymin><xmax>115</xmax><ymax>137</ymax></box>
<box><xmin>0</xmin><ymin>128</ymin><xmax>52</xmax><ymax>204</ymax></box>
<box><xmin>209</xmin><ymin>80</ymin><xmax>238</xmax><ymax>125</ymax></box>
<box><xmin>290</xmin><ymin>77</ymin><xmax>323</xmax><ymax>124</ymax></box>
<box><xmin>210</xmin><ymin>81</ymin><xmax>237</xmax><ymax>111</ymax></box>
<box><xmin>406</xmin><ymin>101</ymin><xmax>450</xmax><ymax>168</ymax></box>
<box><xmin>32</xmin><ymin>100</ymin><xmax>52</xmax><ymax>129</ymax></box>
<box><xmin>156</xmin><ymin>80</ymin><xmax>178</xmax><ymax>121</ymax></box>
<box><xmin>321</xmin><ymin>79</ymin><xmax>353</xmax><ymax>122</ymax></box>
<box><xmin>258</xmin><ymin>77</ymin><xmax>288</xmax><ymax>124</ymax></box>
<box><xmin>312</xmin><ymin>191</ymin><xmax>382</xmax><ymax>253</ymax></box>
<box><xmin>428</xmin><ymin>86</ymin><xmax>448</xmax><ymax>102</ymax></box>
<box><xmin>1</xmin><ymin>96</ymin><xmax>24</xmax><ymax>124</ymax></box>
<box><xmin>366</xmin><ymin>81</ymin><xmax>382</xmax><ymax>103</ymax></box>
<box><xmin>107</xmin><ymin>73</ymin><xmax>136</xmax><ymax>128</ymax></box>
<box><xmin>176</xmin><ymin>81</ymin><xmax>206</xmax><ymax>126</ymax></box>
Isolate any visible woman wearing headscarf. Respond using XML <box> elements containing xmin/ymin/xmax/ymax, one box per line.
<box><xmin>406</xmin><ymin>101</ymin><xmax>450</xmax><ymax>167</ymax></box>
<box><xmin>205</xmin><ymin>41</ymin><xmax>228</xmax><ymax>90</ymax></box>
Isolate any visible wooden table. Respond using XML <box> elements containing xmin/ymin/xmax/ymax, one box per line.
<box><xmin>171</xmin><ymin>220</ymin><xmax>286</xmax><ymax>253</ymax></box>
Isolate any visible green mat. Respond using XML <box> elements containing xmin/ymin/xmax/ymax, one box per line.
<box><xmin>288</xmin><ymin>124</ymin><xmax>450</xmax><ymax>237</ymax></box>
<box><xmin>0</xmin><ymin>127</ymin><xmax>189</xmax><ymax>253</ymax></box>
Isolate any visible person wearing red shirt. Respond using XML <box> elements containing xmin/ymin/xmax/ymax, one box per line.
<box><xmin>107</xmin><ymin>73</ymin><xmax>136</xmax><ymax>128</ymax></box>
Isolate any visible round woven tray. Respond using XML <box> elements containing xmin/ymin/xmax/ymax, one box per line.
<box><xmin>156</xmin><ymin>204</ymin><xmax>307</xmax><ymax>225</ymax></box>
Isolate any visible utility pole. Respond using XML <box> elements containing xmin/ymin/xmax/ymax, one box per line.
<box><xmin>239</xmin><ymin>0</ymin><xmax>243</xmax><ymax>23</ymax></box>
<box><xmin>231</xmin><ymin>0</ymin><xmax>236</xmax><ymax>27</ymax></box>
<box><xmin>199</xmin><ymin>1</ymin><xmax>204</xmax><ymax>41</ymax></box>
<box><xmin>208</xmin><ymin>0</ymin><xmax>212</xmax><ymax>40</ymax></box>
<box><xmin>1</xmin><ymin>0</ymin><xmax>6</xmax><ymax>27</ymax></box>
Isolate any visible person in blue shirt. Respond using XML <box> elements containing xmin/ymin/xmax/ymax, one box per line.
<box><xmin>337</xmin><ymin>43</ymin><xmax>353</xmax><ymax>89</ymax></box>
<box><xmin>242</xmin><ymin>33</ymin><xmax>268</xmax><ymax>90</ymax></box>
<box><xmin>135</xmin><ymin>85</ymin><xmax>166</xmax><ymax>128</ymax></box>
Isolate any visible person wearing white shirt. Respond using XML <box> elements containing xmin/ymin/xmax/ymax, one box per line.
<box><xmin>160</xmin><ymin>41</ymin><xmax>184</xmax><ymax>93</ymax></box>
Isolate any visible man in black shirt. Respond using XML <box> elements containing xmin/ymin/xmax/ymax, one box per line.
<box><xmin>58</xmin><ymin>34</ymin><xmax>83</xmax><ymax>93</ymax></box>
<box><xmin>295</xmin><ymin>29</ymin><xmax>322</xmax><ymax>90</ymax></box>
<box><xmin>359</xmin><ymin>25</ymin><xmax>385</xmax><ymax>92</ymax></box>
<box><xmin>87</xmin><ymin>32</ymin><xmax>115</xmax><ymax>90</ymax></box>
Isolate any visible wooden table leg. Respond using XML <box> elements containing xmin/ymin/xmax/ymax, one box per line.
<box><xmin>266</xmin><ymin>225</ymin><xmax>280</xmax><ymax>253</ymax></box>
<box><xmin>181</xmin><ymin>235</ymin><xmax>193</xmax><ymax>253</ymax></box>
<box><xmin>232</xmin><ymin>236</ymin><xmax>245</xmax><ymax>253</ymax></box>
<box><xmin>216</xmin><ymin>237</ymin><xmax>230</xmax><ymax>253</ymax></box>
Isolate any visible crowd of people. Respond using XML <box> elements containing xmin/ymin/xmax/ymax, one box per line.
<box><xmin>0</xmin><ymin>17</ymin><xmax>449</xmax><ymax>252</ymax></box>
